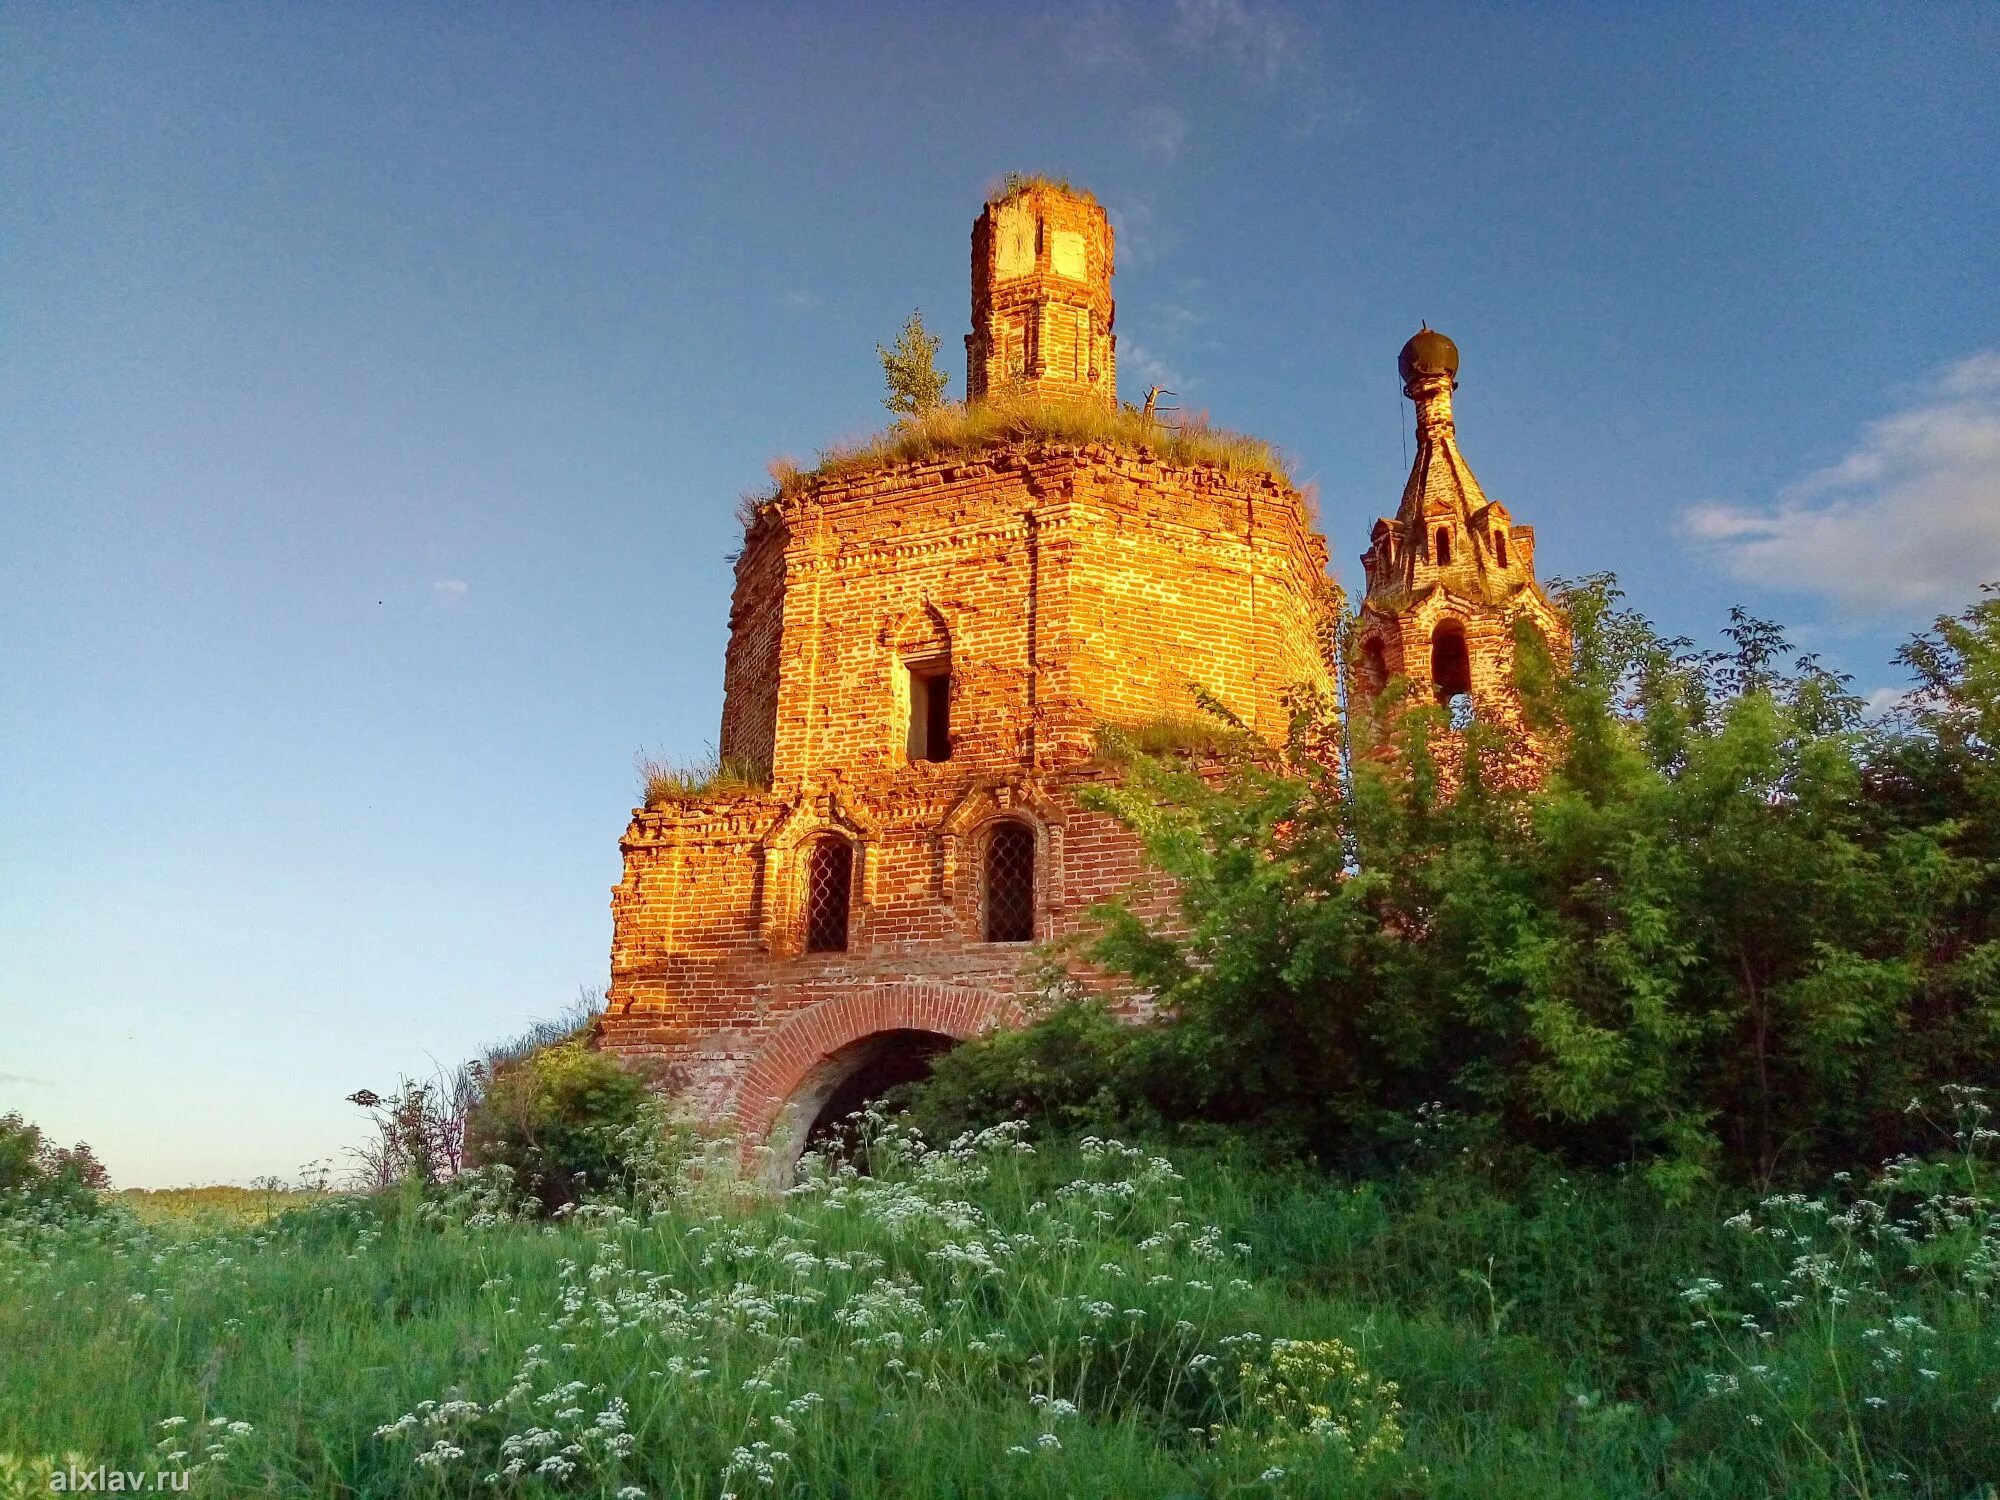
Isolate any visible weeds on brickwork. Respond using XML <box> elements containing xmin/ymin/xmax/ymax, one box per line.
<box><xmin>1097</xmin><ymin>711</ymin><xmax>1251</xmax><ymax>762</ymax></box>
<box><xmin>639</xmin><ymin>748</ymin><xmax>771</xmax><ymax>807</ymax></box>
<box><xmin>772</xmin><ymin>393</ymin><xmax>1293</xmax><ymax>498</ymax></box>
<box><xmin>988</xmin><ymin>171</ymin><xmax>1095</xmax><ymax>205</ymax></box>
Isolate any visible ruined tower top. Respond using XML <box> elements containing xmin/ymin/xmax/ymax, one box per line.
<box><xmin>965</xmin><ymin>178</ymin><xmax>1116</xmax><ymax>408</ymax></box>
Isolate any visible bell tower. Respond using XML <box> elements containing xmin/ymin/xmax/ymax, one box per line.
<box><xmin>1352</xmin><ymin>328</ymin><xmax>1568</xmax><ymax>759</ymax></box>
<box><xmin>965</xmin><ymin>178</ymin><xmax>1116</xmax><ymax>407</ymax></box>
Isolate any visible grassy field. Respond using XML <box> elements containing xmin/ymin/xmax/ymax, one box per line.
<box><xmin>119</xmin><ymin>1186</ymin><xmax>332</xmax><ymax>1233</ymax></box>
<box><xmin>3</xmin><ymin>1118</ymin><xmax>1997</xmax><ymax>1498</ymax></box>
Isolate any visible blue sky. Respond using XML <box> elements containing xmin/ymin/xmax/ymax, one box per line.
<box><xmin>3</xmin><ymin>4</ymin><xmax>1996</xmax><ymax>1186</ymax></box>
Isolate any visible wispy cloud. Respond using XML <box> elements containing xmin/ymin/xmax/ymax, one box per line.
<box><xmin>1053</xmin><ymin>0</ymin><xmax>1147</xmax><ymax>75</ymax></box>
<box><xmin>0</xmin><ymin>1071</ymin><xmax>51</xmax><ymax>1087</ymax></box>
<box><xmin>1171</xmin><ymin>0</ymin><xmax>1303</xmax><ymax>86</ymax></box>
<box><xmin>1052</xmin><ymin>1</ymin><xmax>1349</xmax><ymax>131</ymax></box>
<box><xmin>1131</xmin><ymin>105</ymin><xmax>1189</xmax><ymax>162</ymax></box>
<box><xmin>1861</xmin><ymin>686</ymin><xmax>1904</xmax><ymax>720</ymax></box>
<box><xmin>1685</xmin><ymin>352</ymin><xmax>2000</xmax><ymax>618</ymax></box>
<box><xmin>1105</xmin><ymin>198</ymin><xmax>1173</xmax><ymax>269</ymax></box>
<box><xmin>432</xmin><ymin>579</ymin><xmax>469</xmax><ymax>602</ymax></box>
<box><xmin>1121</xmin><ymin>339</ymin><xmax>1186</xmax><ymax>396</ymax></box>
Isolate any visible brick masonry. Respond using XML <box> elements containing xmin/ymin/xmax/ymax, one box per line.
<box><xmin>965</xmin><ymin>183</ymin><xmax>1117</xmax><ymax>408</ymax></box>
<box><xmin>604</xmin><ymin>433</ymin><xmax>1336</xmax><ymax>1163</ymax></box>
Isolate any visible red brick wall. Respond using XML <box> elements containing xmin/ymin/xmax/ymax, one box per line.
<box><xmin>604</xmin><ymin>442</ymin><xmax>1335</xmax><ymax>1152</ymax></box>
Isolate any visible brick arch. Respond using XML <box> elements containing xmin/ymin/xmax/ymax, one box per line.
<box><xmin>730</xmin><ymin>981</ymin><xmax>1015</xmax><ymax>1148</ymax></box>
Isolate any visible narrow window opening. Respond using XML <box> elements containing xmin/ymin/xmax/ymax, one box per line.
<box><xmin>1431</xmin><ymin>620</ymin><xmax>1473</xmax><ymax>705</ymax></box>
<box><xmin>1494</xmin><ymin>531</ymin><xmax>1509</xmax><ymax>568</ymax></box>
<box><xmin>1361</xmin><ymin>637</ymin><xmax>1388</xmax><ymax>695</ymax></box>
<box><xmin>983</xmin><ymin>822</ymin><xmax>1036</xmax><ymax>943</ymax></box>
<box><xmin>804</xmin><ymin>838</ymin><xmax>853</xmax><ymax>953</ymax></box>
<box><xmin>1434</xmin><ymin>527</ymin><xmax>1452</xmax><ymax>566</ymax></box>
<box><xmin>907</xmin><ymin>663</ymin><xmax>952</xmax><ymax>762</ymax></box>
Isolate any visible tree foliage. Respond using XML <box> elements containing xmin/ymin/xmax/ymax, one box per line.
<box><xmin>876</xmin><ymin>309</ymin><xmax>949</xmax><ymax>417</ymax></box>
<box><xmin>0</xmin><ymin>1111</ymin><xmax>109</xmax><ymax>1213</ymax></box>
<box><xmin>912</xmin><ymin>580</ymin><xmax>2000</xmax><ymax>1189</ymax></box>
<box><xmin>463</xmin><ymin>1035</ymin><xmax>655</xmax><ymax>1214</ymax></box>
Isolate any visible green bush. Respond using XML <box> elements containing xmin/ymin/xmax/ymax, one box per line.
<box><xmin>914</xmin><ymin>580</ymin><xmax>2000</xmax><ymax>1188</ymax></box>
<box><xmin>901</xmin><ymin>1000</ymin><xmax>1141</xmax><ymax>1141</ymax></box>
<box><xmin>462</xmin><ymin>1035</ymin><xmax>655</xmax><ymax>1214</ymax></box>
<box><xmin>0</xmin><ymin>1112</ymin><xmax>107</xmax><ymax>1216</ymax></box>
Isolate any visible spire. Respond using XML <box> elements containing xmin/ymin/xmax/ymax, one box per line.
<box><xmin>1361</xmin><ymin>326</ymin><xmax>1520</xmax><ymax>610</ymax></box>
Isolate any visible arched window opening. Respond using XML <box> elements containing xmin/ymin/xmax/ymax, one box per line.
<box><xmin>1361</xmin><ymin>637</ymin><xmax>1389</xmax><ymax>695</ymax></box>
<box><xmin>983</xmin><ymin>821</ymin><xmax>1036</xmax><ymax>944</ymax></box>
<box><xmin>1434</xmin><ymin>527</ymin><xmax>1452</xmax><ymax>566</ymax></box>
<box><xmin>804</xmin><ymin>838</ymin><xmax>853</xmax><ymax>954</ymax></box>
<box><xmin>1431</xmin><ymin>619</ymin><xmax>1473</xmax><ymax>705</ymax></box>
<box><xmin>1493</xmin><ymin>531</ymin><xmax>1509</xmax><ymax>568</ymax></box>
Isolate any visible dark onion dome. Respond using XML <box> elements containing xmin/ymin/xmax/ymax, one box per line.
<box><xmin>1398</xmin><ymin>325</ymin><xmax>1460</xmax><ymax>387</ymax></box>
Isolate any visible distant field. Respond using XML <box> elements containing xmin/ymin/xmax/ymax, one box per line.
<box><xmin>118</xmin><ymin>1186</ymin><xmax>331</xmax><ymax>1231</ymax></box>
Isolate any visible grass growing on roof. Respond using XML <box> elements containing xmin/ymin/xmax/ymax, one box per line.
<box><xmin>988</xmin><ymin>171</ymin><xmax>1097</xmax><ymax>206</ymax></box>
<box><xmin>776</xmin><ymin>394</ymin><xmax>1293</xmax><ymax>497</ymax></box>
<box><xmin>639</xmin><ymin>750</ymin><xmax>770</xmax><ymax>808</ymax></box>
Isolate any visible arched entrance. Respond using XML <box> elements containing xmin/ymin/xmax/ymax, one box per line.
<box><xmin>730</xmin><ymin>981</ymin><xmax>1013</xmax><ymax>1178</ymax></box>
<box><xmin>796</xmin><ymin>1028</ymin><xmax>957</xmax><ymax>1162</ymax></box>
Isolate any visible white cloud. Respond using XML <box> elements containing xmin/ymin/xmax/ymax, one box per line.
<box><xmin>1685</xmin><ymin>352</ymin><xmax>2000</xmax><ymax>617</ymax></box>
<box><xmin>432</xmin><ymin>579</ymin><xmax>469</xmax><ymax>602</ymax></box>
<box><xmin>1131</xmin><ymin>105</ymin><xmax>1189</xmax><ymax>162</ymax></box>
<box><xmin>0</xmin><ymin>1071</ymin><xmax>51</xmax><ymax>1087</ymax></box>
<box><xmin>1860</xmin><ymin>686</ymin><xmax>1904</xmax><ymax>720</ymax></box>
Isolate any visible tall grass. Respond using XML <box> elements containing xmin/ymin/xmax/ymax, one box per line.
<box><xmin>774</xmin><ymin>394</ymin><xmax>1293</xmax><ymax>498</ymax></box>
<box><xmin>4</xmin><ymin>1107</ymin><xmax>1998</xmax><ymax>1497</ymax></box>
<box><xmin>638</xmin><ymin>750</ymin><xmax>771</xmax><ymax>809</ymax></box>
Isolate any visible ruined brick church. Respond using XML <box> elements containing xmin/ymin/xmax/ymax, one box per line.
<box><xmin>601</xmin><ymin>181</ymin><xmax>1564</xmax><ymax>1163</ymax></box>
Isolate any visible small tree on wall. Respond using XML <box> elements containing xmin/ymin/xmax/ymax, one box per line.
<box><xmin>877</xmin><ymin>309</ymin><xmax>950</xmax><ymax>417</ymax></box>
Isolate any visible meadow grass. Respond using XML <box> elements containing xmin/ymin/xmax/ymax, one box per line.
<box><xmin>4</xmin><ymin>1108</ymin><xmax>1998</xmax><ymax>1498</ymax></box>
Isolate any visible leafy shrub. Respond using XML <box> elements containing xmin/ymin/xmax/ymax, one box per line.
<box><xmin>462</xmin><ymin>1035</ymin><xmax>656</xmax><ymax>1214</ymax></box>
<box><xmin>876</xmin><ymin>309</ymin><xmax>949</xmax><ymax>417</ymax></box>
<box><xmin>0</xmin><ymin>1112</ymin><xmax>107</xmax><ymax>1215</ymax></box>
<box><xmin>915</xmin><ymin>579</ymin><xmax>2000</xmax><ymax>1188</ymax></box>
<box><xmin>902</xmin><ymin>1000</ymin><xmax>1140</xmax><ymax>1141</ymax></box>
